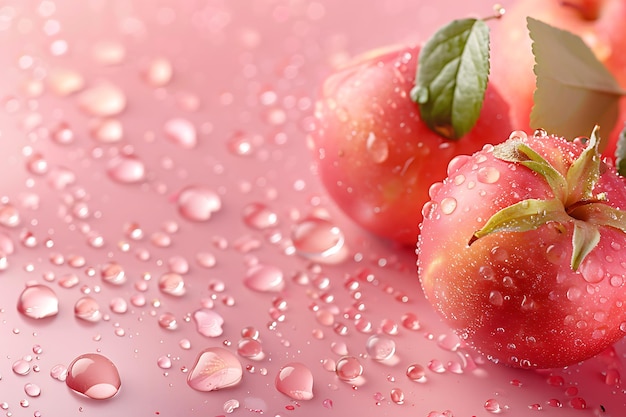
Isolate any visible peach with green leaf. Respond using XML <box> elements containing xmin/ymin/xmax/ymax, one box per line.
<box><xmin>309</xmin><ymin>17</ymin><xmax>511</xmax><ymax>245</ymax></box>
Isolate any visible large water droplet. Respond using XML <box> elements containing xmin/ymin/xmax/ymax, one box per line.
<box><xmin>164</xmin><ymin>118</ymin><xmax>197</xmax><ymax>149</ymax></box>
<box><xmin>177</xmin><ymin>186</ymin><xmax>221</xmax><ymax>221</ymax></box>
<box><xmin>193</xmin><ymin>309</ymin><xmax>224</xmax><ymax>337</ymax></box>
<box><xmin>365</xmin><ymin>335</ymin><xmax>396</xmax><ymax>361</ymax></box>
<box><xmin>17</xmin><ymin>284</ymin><xmax>59</xmax><ymax>319</ymax></box>
<box><xmin>292</xmin><ymin>217</ymin><xmax>347</xmax><ymax>264</ymax></box>
<box><xmin>47</xmin><ymin>67</ymin><xmax>85</xmax><ymax>96</ymax></box>
<box><xmin>101</xmin><ymin>262</ymin><xmax>126</xmax><ymax>286</ymax></box>
<box><xmin>440</xmin><ymin>197</ymin><xmax>457</xmax><ymax>215</ymax></box>
<box><xmin>90</xmin><ymin>118</ymin><xmax>123</xmax><ymax>143</ymax></box>
<box><xmin>187</xmin><ymin>347</ymin><xmax>243</xmax><ymax>392</ymax></box>
<box><xmin>275</xmin><ymin>362</ymin><xmax>314</xmax><ymax>400</ymax></box>
<box><xmin>66</xmin><ymin>353</ymin><xmax>121</xmax><ymax>400</ymax></box>
<box><xmin>77</xmin><ymin>82</ymin><xmax>126</xmax><ymax>116</ymax></box>
<box><xmin>244</xmin><ymin>264</ymin><xmax>285</xmax><ymax>292</ymax></box>
<box><xmin>107</xmin><ymin>155</ymin><xmax>146</xmax><ymax>184</ymax></box>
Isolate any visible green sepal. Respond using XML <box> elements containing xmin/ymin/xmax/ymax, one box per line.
<box><xmin>568</xmin><ymin>202</ymin><xmax>626</xmax><ymax>233</ymax></box>
<box><xmin>565</xmin><ymin>126</ymin><xmax>601</xmax><ymax>205</ymax></box>
<box><xmin>493</xmin><ymin>140</ymin><xmax>567</xmax><ymax>201</ymax></box>
<box><xmin>469</xmin><ymin>198</ymin><xmax>569</xmax><ymax>245</ymax></box>
<box><xmin>571</xmin><ymin>220</ymin><xmax>601</xmax><ymax>270</ymax></box>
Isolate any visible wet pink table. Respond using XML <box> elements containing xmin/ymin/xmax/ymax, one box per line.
<box><xmin>0</xmin><ymin>0</ymin><xmax>624</xmax><ymax>416</ymax></box>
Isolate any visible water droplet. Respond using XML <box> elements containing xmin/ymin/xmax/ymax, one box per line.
<box><xmin>101</xmin><ymin>262</ymin><xmax>126</xmax><ymax>286</ymax></box>
<box><xmin>164</xmin><ymin>118</ymin><xmax>197</xmax><ymax>149</ymax></box>
<box><xmin>390</xmin><ymin>388</ymin><xmax>404</xmax><ymax>404</ymax></box>
<box><xmin>406</xmin><ymin>364</ymin><xmax>426</xmax><ymax>382</ymax></box>
<box><xmin>107</xmin><ymin>154</ymin><xmax>146</xmax><ymax>184</ymax></box>
<box><xmin>244</xmin><ymin>264</ymin><xmax>285</xmax><ymax>292</ymax></box>
<box><xmin>275</xmin><ymin>362</ymin><xmax>314</xmax><ymax>400</ymax></box>
<box><xmin>489</xmin><ymin>290</ymin><xmax>504</xmax><ymax>306</ymax></box>
<box><xmin>0</xmin><ymin>202</ymin><xmax>20</xmax><ymax>227</ymax></box>
<box><xmin>242</xmin><ymin>202</ymin><xmax>278</xmax><ymax>229</ymax></box>
<box><xmin>187</xmin><ymin>347</ymin><xmax>243</xmax><ymax>392</ymax></box>
<box><xmin>77</xmin><ymin>82</ymin><xmax>126</xmax><ymax>116</ymax></box>
<box><xmin>13</xmin><ymin>359</ymin><xmax>31</xmax><ymax>375</ymax></box>
<box><xmin>158</xmin><ymin>312</ymin><xmax>178</xmax><ymax>330</ymax></box>
<box><xmin>157</xmin><ymin>356</ymin><xmax>172</xmax><ymax>369</ymax></box>
<box><xmin>484</xmin><ymin>398</ymin><xmax>503</xmax><ymax>413</ymax></box>
<box><xmin>193</xmin><ymin>309</ymin><xmax>224</xmax><ymax>337</ymax></box>
<box><xmin>223</xmin><ymin>399</ymin><xmax>240</xmax><ymax>414</ymax></box>
<box><xmin>177</xmin><ymin>186</ymin><xmax>221</xmax><ymax>221</ymax></box>
<box><xmin>569</xmin><ymin>397</ymin><xmax>586</xmax><ymax>410</ymax></box>
<box><xmin>365</xmin><ymin>335</ymin><xmax>396</xmax><ymax>361</ymax></box>
<box><xmin>365</xmin><ymin>132</ymin><xmax>389</xmax><ymax>163</ymax></box>
<box><xmin>477</xmin><ymin>166</ymin><xmax>500</xmax><ymax>184</ymax></box>
<box><xmin>401</xmin><ymin>312</ymin><xmax>421</xmax><ymax>331</ymax></box>
<box><xmin>144</xmin><ymin>57</ymin><xmax>173</xmax><ymax>87</ymax></box>
<box><xmin>158</xmin><ymin>272</ymin><xmax>186</xmax><ymax>296</ymax></box>
<box><xmin>91</xmin><ymin>41</ymin><xmax>126</xmax><ymax>65</ymax></box>
<box><xmin>90</xmin><ymin>118</ymin><xmax>123</xmax><ymax>143</ymax></box>
<box><xmin>47</xmin><ymin>67</ymin><xmax>85</xmax><ymax>96</ymax></box>
<box><xmin>566</xmin><ymin>287</ymin><xmax>582</xmax><ymax>301</ymax></box>
<box><xmin>439</xmin><ymin>197</ymin><xmax>457</xmax><ymax>215</ymax></box>
<box><xmin>237</xmin><ymin>338</ymin><xmax>264</xmax><ymax>359</ymax></box>
<box><xmin>335</xmin><ymin>356</ymin><xmax>363</xmax><ymax>381</ymax></box>
<box><xmin>292</xmin><ymin>217</ymin><xmax>346</xmax><ymax>263</ymax></box>
<box><xmin>50</xmin><ymin>364</ymin><xmax>68</xmax><ymax>381</ymax></box>
<box><xmin>66</xmin><ymin>353</ymin><xmax>121</xmax><ymax>400</ymax></box>
<box><xmin>17</xmin><ymin>284</ymin><xmax>59</xmax><ymax>319</ymax></box>
<box><xmin>24</xmin><ymin>382</ymin><xmax>41</xmax><ymax>397</ymax></box>
<box><xmin>74</xmin><ymin>296</ymin><xmax>102</xmax><ymax>322</ymax></box>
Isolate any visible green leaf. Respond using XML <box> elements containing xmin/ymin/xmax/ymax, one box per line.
<box><xmin>569</xmin><ymin>202</ymin><xmax>626</xmax><ymax>233</ymax></box>
<box><xmin>413</xmin><ymin>18</ymin><xmax>490</xmax><ymax>140</ymax></box>
<box><xmin>469</xmin><ymin>198</ymin><xmax>569</xmax><ymax>245</ymax></box>
<box><xmin>615</xmin><ymin>123</ymin><xmax>626</xmax><ymax>177</ymax></box>
<box><xmin>528</xmin><ymin>17</ymin><xmax>624</xmax><ymax>142</ymax></box>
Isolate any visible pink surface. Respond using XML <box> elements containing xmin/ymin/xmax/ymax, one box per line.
<box><xmin>0</xmin><ymin>1</ymin><xmax>624</xmax><ymax>416</ymax></box>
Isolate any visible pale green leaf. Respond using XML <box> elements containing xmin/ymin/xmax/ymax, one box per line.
<box><xmin>414</xmin><ymin>18</ymin><xmax>490</xmax><ymax>140</ymax></box>
<box><xmin>565</xmin><ymin>125</ymin><xmax>600</xmax><ymax>205</ymax></box>
<box><xmin>571</xmin><ymin>221</ymin><xmax>601</xmax><ymax>270</ymax></box>
<box><xmin>528</xmin><ymin>17</ymin><xmax>624</xmax><ymax>141</ymax></box>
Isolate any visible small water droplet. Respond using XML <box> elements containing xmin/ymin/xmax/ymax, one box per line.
<box><xmin>365</xmin><ymin>132</ymin><xmax>389</xmax><ymax>163</ymax></box>
<box><xmin>47</xmin><ymin>67</ymin><xmax>85</xmax><ymax>96</ymax></box>
<box><xmin>144</xmin><ymin>57</ymin><xmax>173</xmax><ymax>87</ymax></box>
<box><xmin>440</xmin><ymin>197</ymin><xmax>457</xmax><ymax>215</ymax></box>
<box><xmin>477</xmin><ymin>166</ymin><xmax>500</xmax><ymax>184</ymax></box>
<box><xmin>107</xmin><ymin>154</ymin><xmax>146</xmax><ymax>184</ymax></box>
<box><xmin>406</xmin><ymin>364</ymin><xmax>426</xmax><ymax>382</ymax></box>
<box><xmin>50</xmin><ymin>364</ymin><xmax>68</xmax><ymax>381</ymax></box>
<box><xmin>237</xmin><ymin>338</ymin><xmax>264</xmax><ymax>359</ymax></box>
<box><xmin>365</xmin><ymin>335</ymin><xmax>396</xmax><ymax>361</ymax></box>
<box><xmin>91</xmin><ymin>41</ymin><xmax>126</xmax><ymax>65</ymax></box>
<box><xmin>335</xmin><ymin>356</ymin><xmax>363</xmax><ymax>381</ymax></box>
<box><xmin>223</xmin><ymin>399</ymin><xmax>240</xmax><ymax>414</ymax></box>
<box><xmin>390</xmin><ymin>388</ymin><xmax>404</xmax><ymax>404</ymax></box>
<box><xmin>193</xmin><ymin>309</ymin><xmax>224</xmax><ymax>337</ymax></box>
<box><xmin>176</xmin><ymin>186</ymin><xmax>221</xmax><ymax>221</ymax></box>
<box><xmin>244</xmin><ymin>264</ymin><xmax>285</xmax><ymax>292</ymax></box>
<box><xmin>66</xmin><ymin>353</ymin><xmax>121</xmax><ymax>400</ymax></box>
<box><xmin>74</xmin><ymin>296</ymin><xmax>102</xmax><ymax>322</ymax></box>
<box><xmin>164</xmin><ymin>118</ymin><xmax>196</xmax><ymax>149</ymax></box>
<box><xmin>187</xmin><ymin>347</ymin><xmax>243</xmax><ymax>392</ymax></box>
<box><xmin>24</xmin><ymin>383</ymin><xmax>41</xmax><ymax>397</ymax></box>
<box><xmin>17</xmin><ymin>284</ymin><xmax>59</xmax><ymax>319</ymax></box>
<box><xmin>275</xmin><ymin>362</ymin><xmax>314</xmax><ymax>400</ymax></box>
<box><xmin>0</xmin><ymin>202</ymin><xmax>20</xmax><ymax>227</ymax></box>
<box><xmin>13</xmin><ymin>359</ymin><xmax>31</xmax><ymax>375</ymax></box>
<box><xmin>101</xmin><ymin>262</ymin><xmax>126</xmax><ymax>286</ymax></box>
<box><xmin>77</xmin><ymin>82</ymin><xmax>126</xmax><ymax>116</ymax></box>
<box><xmin>158</xmin><ymin>272</ymin><xmax>186</xmax><ymax>296</ymax></box>
<box><xmin>484</xmin><ymin>398</ymin><xmax>503</xmax><ymax>413</ymax></box>
<box><xmin>242</xmin><ymin>202</ymin><xmax>278</xmax><ymax>229</ymax></box>
<box><xmin>90</xmin><ymin>118</ymin><xmax>123</xmax><ymax>143</ymax></box>
<box><xmin>158</xmin><ymin>312</ymin><xmax>178</xmax><ymax>330</ymax></box>
<box><xmin>489</xmin><ymin>290</ymin><xmax>504</xmax><ymax>306</ymax></box>
<box><xmin>157</xmin><ymin>356</ymin><xmax>172</xmax><ymax>369</ymax></box>
<box><xmin>292</xmin><ymin>217</ymin><xmax>346</xmax><ymax>263</ymax></box>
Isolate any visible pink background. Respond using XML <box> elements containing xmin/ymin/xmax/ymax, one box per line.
<box><xmin>0</xmin><ymin>0</ymin><xmax>624</xmax><ymax>416</ymax></box>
